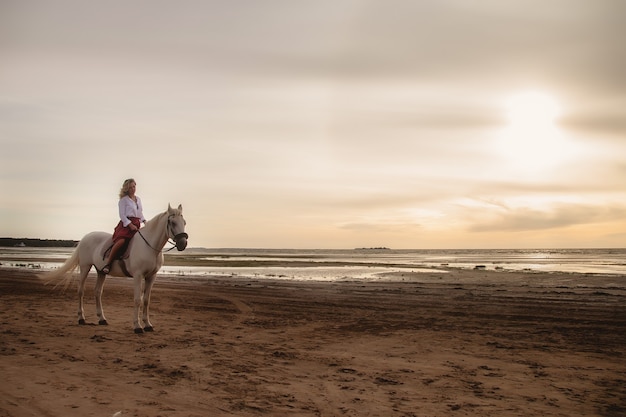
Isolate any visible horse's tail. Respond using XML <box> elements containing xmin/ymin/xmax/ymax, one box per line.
<box><xmin>40</xmin><ymin>247</ymin><xmax>80</xmax><ymax>290</ymax></box>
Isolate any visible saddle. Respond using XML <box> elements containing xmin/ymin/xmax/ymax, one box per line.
<box><xmin>101</xmin><ymin>241</ymin><xmax>133</xmax><ymax>277</ymax></box>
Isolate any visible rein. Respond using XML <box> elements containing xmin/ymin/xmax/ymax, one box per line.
<box><xmin>136</xmin><ymin>230</ymin><xmax>178</xmax><ymax>253</ymax></box>
<box><xmin>136</xmin><ymin>215</ymin><xmax>188</xmax><ymax>253</ymax></box>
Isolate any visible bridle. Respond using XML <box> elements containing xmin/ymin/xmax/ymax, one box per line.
<box><xmin>137</xmin><ymin>214</ymin><xmax>188</xmax><ymax>253</ymax></box>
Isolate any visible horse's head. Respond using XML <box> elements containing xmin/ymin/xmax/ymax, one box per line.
<box><xmin>167</xmin><ymin>204</ymin><xmax>188</xmax><ymax>251</ymax></box>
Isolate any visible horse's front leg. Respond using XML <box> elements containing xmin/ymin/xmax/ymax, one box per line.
<box><xmin>142</xmin><ymin>274</ymin><xmax>157</xmax><ymax>332</ymax></box>
<box><xmin>132</xmin><ymin>274</ymin><xmax>145</xmax><ymax>333</ymax></box>
<box><xmin>94</xmin><ymin>272</ymin><xmax>108</xmax><ymax>325</ymax></box>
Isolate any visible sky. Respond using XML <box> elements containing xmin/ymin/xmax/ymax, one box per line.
<box><xmin>1</xmin><ymin>0</ymin><xmax>625</xmax><ymax>249</ymax></box>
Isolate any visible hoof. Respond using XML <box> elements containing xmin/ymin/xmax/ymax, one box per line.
<box><xmin>143</xmin><ymin>326</ymin><xmax>154</xmax><ymax>332</ymax></box>
<box><xmin>134</xmin><ymin>327</ymin><xmax>144</xmax><ymax>334</ymax></box>
<box><xmin>99</xmin><ymin>320</ymin><xmax>108</xmax><ymax>326</ymax></box>
<box><xmin>78</xmin><ymin>319</ymin><xmax>86</xmax><ymax>325</ymax></box>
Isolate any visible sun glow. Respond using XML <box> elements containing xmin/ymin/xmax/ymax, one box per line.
<box><xmin>506</xmin><ymin>91</ymin><xmax>561</xmax><ymax>128</ymax></box>
<box><xmin>497</xmin><ymin>91</ymin><xmax>566</xmax><ymax>173</ymax></box>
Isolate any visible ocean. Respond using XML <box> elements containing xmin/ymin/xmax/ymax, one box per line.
<box><xmin>1</xmin><ymin>247</ymin><xmax>624</xmax><ymax>281</ymax></box>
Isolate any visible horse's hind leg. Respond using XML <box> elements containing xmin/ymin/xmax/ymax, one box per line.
<box><xmin>77</xmin><ymin>265</ymin><xmax>90</xmax><ymax>325</ymax></box>
<box><xmin>94</xmin><ymin>272</ymin><xmax>108</xmax><ymax>325</ymax></box>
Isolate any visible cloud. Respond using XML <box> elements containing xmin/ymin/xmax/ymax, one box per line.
<box><xmin>471</xmin><ymin>180</ymin><xmax>593</xmax><ymax>195</ymax></box>
<box><xmin>562</xmin><ymin>110</ymin><xmax>626</xmax><ymax>138</ymax></box>
<box><xmin>468</xmin><ymin>204</ymin><xmax>626</xmax><ymax>233</ymax></box>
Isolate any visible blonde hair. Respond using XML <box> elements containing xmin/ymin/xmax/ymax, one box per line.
<box><xmin>118</xmin><ymin>178</ymin><xmax>136</xmax><ymax>199</ymax></box>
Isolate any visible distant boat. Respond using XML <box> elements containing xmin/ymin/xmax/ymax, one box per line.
<box><xmin>14</xmin><ymin>242</ymin><xmax>26</xmax><ymax>247</ymax></box>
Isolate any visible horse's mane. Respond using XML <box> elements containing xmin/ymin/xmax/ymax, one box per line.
<box><xmin>147</xmin><ymin>211</ymin><xmax>167</xmax><ymax>224</ymax></box>
<box><xmin>145</xmin><ymin>206</ymin><xmax>182</xmax><ymax>229</ymax></box>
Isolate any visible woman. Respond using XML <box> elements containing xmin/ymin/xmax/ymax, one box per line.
<box><xmin>102</xmin><ymin>178</ymin><xmax>146</xmax><ymax>274</ymax></box>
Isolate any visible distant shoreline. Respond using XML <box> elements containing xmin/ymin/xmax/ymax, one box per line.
<box><xmin>0</xmin><ymin>238</ymin><xmax>78</xmax><ymax>248</ymax></box>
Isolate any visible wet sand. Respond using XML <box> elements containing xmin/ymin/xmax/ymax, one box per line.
<box><xmin>1</xmin><ymin>268</ymin><xmax>625</xmax><ymax>416</ymax></box>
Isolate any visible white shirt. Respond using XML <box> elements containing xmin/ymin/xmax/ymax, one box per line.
<box><xmin>118</xmin><ymin>195</ymin><xmax>145</xmax><ymax>227</ymax></box>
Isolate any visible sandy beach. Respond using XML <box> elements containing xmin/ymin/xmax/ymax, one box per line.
<box><xmin>1</xmin><ymin>267</ymin><xmax>625</xmax><ymax>417</ymax></box>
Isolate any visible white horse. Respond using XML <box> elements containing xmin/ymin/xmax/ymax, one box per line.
<box><xmin>44</xmin><ymin>204</ymin><xmax>188</xmax><ymax>333</ymax></box>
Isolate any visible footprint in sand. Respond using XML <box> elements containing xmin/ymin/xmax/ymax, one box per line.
<box><xmin>211</xmin><ymin>293</ymin><xmax>253</xmax><ymax>323</ymax></box>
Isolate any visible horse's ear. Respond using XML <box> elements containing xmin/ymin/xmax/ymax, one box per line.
<box><xmin>168</xmin><ymin>203</ymin><xmax>174</xmax><ymax>214</ymax></box>
<box><xmin>177</xmin><ymin>204</ymin><xmax>183</xmax><ymax>213</ymax></box>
